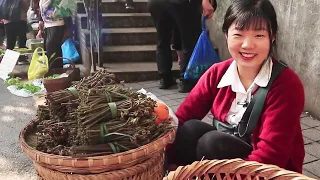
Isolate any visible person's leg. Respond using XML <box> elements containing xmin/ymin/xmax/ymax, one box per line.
<box><xmin>0</xmin><ymin>23</ymin><xmax>5</xmax><ymax>46</ymax></box>
<box><xmin>174</xmin><ymin>120</ymin><xmax>216</xmax><ymax>165</ymax></box>
<box><xmin>45</xmin><ymin>25</ymin><xmax>65</xmax><ymax>69</ymax></box>
<box><xmin>196</xmin><ymin>131</ymin><xmax>253</xmax><ymax>160</ymax></box>
<box><xmin>4</xmin><ymin>22</ymin><xmax>18</xmax><ymax>50</ymax></box>
<box><xmin>170</xmin><ymin>2</ymin><xmax>202</xmax><ymax>92</ymax></box>
<box><xmin>172</xmin><ymin>25</ymin><xmax>181</xmax><ymax>51</ymax></box>
<box><xmin>148</xmin><ymin>0</ymin><xmax>176</xmax><ymax>89</ymax></box>
<box><xmin>172</xmin><ymin>25</ymin><xmax>183</xmax><ymax>66</ymax></box>
<box><xmin>17</xmin><ymin>20</ymin><xmax>27</xmax><ymax>48</ymax></box>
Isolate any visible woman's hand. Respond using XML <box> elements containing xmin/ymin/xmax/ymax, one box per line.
<box><xmin>37</xmin><ymin>21</ymin><xmax>44</xmax><ymax>39</ymax></box>
<box><xmin>36</xmin><ymin>30</ymin><xmax>43</xmax><ymax>39</ymax></box>
<box><xmin>202</xmin><ymin>0</ymin><xmax>214</xmax><ymax>19</ymax></box>
<box><xmin>176</xmin><ymin>50</ymin><xmax>183</xmax><ymax>66</ymax></box>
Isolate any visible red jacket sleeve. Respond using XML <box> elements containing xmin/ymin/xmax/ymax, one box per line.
<box><xmin>175</xmin><ymin>65</ymin><xmax>216</xmax><ymax>125</ymax></box>
<box><xmin>246</xmin><ymin>69</ymin><xmax>305</xmax><ymax>169</ymax></box>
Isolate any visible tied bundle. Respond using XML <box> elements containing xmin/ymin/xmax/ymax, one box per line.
<box><xmin>35</xmin><ymin>71</ymin><xmax>174</xmax><ymax>157</ymax></box>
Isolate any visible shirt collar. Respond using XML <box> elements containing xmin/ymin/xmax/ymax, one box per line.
<box><xmin>217</xmin><ymin>57</ymin><xmax>273</xmax><ymax>91</ymax></box>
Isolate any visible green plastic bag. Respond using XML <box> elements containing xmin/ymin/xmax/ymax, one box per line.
<box><xmin>28</xmin><ymin>47</ymin><xmax>49</xmax><ymax>80</ymax></box>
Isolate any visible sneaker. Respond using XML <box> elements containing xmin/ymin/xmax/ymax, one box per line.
<box><xmin>125</xmin><ymin>3</ymin><xmax>134</xmax><ymax>9</ymax></box>
<box><xmin>159</xmin><ymin>78</ymin><xmax>176</xmax><ymax>89</ymax></box>
<box><xmin>178</xmin><ymin>80</ymin><xmax>196</xmax><ymax>93</ymax></box>
<box><xmin>17</xmin><ymin>56</ymin><xmax>29</xmax><ymax>65</ymax></box>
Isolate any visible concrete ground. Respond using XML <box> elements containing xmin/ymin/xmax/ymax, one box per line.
<box><xmin>0</xmin><ymin>80</ymin><xmax>320</xmax><ymax>179</ymax></box>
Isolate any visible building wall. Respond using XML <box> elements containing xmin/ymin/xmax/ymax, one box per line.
<box><xmin>208</xmin><ymin>0</ymin><xmax>320</xmax><ymax>118</ymax></box>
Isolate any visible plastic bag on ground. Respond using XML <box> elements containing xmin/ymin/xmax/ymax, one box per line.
<box><xmin>62</xmin><ymin>38</ymin><xmax>80</xmax><ymax>64</ymax></box>
<box><xmin>28</xmin><ymin>47</ymin><xmax>48</xmax><ymax>80</ymax></box>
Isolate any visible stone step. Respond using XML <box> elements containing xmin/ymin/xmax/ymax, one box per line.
<box><xmin>81</xmin><ymin>27</ymin><xmax>157</xmax><ymax>46</ymax></box>
<box><xmin>77</xmin><ymin>13</ymin><xmax>153</xmax><ymax>29</ymax></box>
<box><xmin>101</xmin><ymin>61</ymin><xmax>180</xmax><ymax>82</ymax></box>
<box><xmin>102</xmin><ymin>45</ymin><xmax>177</xmax><ymax>63</ymax></box>
<box><xmin>77</xmin><ymin>0</ymin><xmax>149</xmax><ymax>14</ymax></box>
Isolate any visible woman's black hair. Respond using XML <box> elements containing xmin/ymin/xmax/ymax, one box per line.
<box><xmin>222</xmin><ymin>0</ymin><xmax>278</xmax><ymax>55</ymax></box>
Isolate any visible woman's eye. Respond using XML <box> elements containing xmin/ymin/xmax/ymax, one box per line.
<box><xmin>233</xmin><ymin>34</ymin><xmax>242</xmax><ymax>37</ymax></box>
<box><xmin>256</xmin><ymin>34</ymin><xmax>265</xmax><ymax>37</ymax></box>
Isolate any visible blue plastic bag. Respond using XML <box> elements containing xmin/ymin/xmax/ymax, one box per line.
<box><xmin>184</xmin><ymin>17</ymin><xmax>220</xmax><ymax>80</ymax></box>
<box><xmin>62</xmin><ymin>38</ymin><xmax>80</xmax><ymax>64</ymax></box>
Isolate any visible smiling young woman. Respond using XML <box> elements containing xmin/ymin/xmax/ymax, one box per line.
<box><xmin>166</xmin><ymin>0</ymin><xmax>305</xmax><ymax>174</ymax></box>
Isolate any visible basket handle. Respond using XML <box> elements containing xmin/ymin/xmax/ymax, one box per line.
<box><xmin>49</xmin><ymin>57</ymin><xmax>76</xmax><ymax>69</ymax></box>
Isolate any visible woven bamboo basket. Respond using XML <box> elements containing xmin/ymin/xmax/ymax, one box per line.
<box><xmin>19</xmin><ymin>119</ymin><xmax>176</xmax><ymax>174</ymax></box>
<box><xmin>43</xmin><ymin>57</ymin><xmax>80</xmax><ymax>93</ymax></box>
<box><xmin>35</xmin><ymin>152</ymin><xmax>164</xmax><ymax>180</ymax></box>
<box><xmin>164</xmin><ymin>159</ymin><xmax>315</xmax><ymax>180</ymax></box>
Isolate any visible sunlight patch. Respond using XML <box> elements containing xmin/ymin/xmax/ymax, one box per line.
<box><xmin>1</xmin><ymin>115</ymin><xmax>14</xmax><ymax>122</ymax></box>
<box><xmin>1</xmin><ymin>106</ymin><xmax>34</xmax><ymax>115</ymax></box>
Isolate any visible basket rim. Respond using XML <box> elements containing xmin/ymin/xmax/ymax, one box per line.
<box><xmin>19</xmin><ymin>119</ymin><xmax>176</xmax><ymax>168</ymax></box>
<box><xmin>35</xmin><ymin>151</ymin><xmax>164</xmax><ymax>179</ymax></box>
<box><xmin>163</xmin><ymin>159</ymin><xmax>316</xmax><ymax>180</ymax></box>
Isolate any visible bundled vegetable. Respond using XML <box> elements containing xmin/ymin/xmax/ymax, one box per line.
<box><xmin>46</xmin><ymin>69</ymin><xmax>117</xmax><ymax>105</ymax></box>
<box><xmin>34</xmin><ymin>70</ymin><xmax>173</xmax><ymax>157</ymax></box>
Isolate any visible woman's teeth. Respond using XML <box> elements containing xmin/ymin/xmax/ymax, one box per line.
<box><xmin>241</xmin><ymin>53</ymin><xmax>255</xmax><ymax>58</ymax></box>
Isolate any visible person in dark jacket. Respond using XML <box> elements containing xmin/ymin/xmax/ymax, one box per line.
<box><xmin>148</xmin><ymin>0</ymin><xmax>217</xmax><ymax>93</ymax></box>
<box><xmin>2</xmin><ymin>0</ymin><xmax>30</xmax><ymax>50</ymax></box>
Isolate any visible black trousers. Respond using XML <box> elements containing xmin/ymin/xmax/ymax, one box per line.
<box><xmin>44</xmin><ymin>25</ymin><xmax>65</xmax><ymax>69</ymax></box>
<box><xmin>4</xmin><ymin>20</ymin><xmax>28</xmax><ymax>50</ymax></box>
<box><xmin>172</xmin><ymin>25</ymin><xmax>181</xmax><ymax>51</ymax></box>
<box><xmin>0</xmin><ymin>23</ymin><xmax>4</xmax><ymax>44</ymax></box>
<box><xmin>148</xmin><ymin>0</ymin><xmax>202</xmax><ymax>80</ymax></box>
<box><xmin>173</xmin><ymin>120</ymin><xmax>253</xmax><ymax>166</ymax></box>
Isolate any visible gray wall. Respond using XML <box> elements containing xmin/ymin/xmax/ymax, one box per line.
<box><xmin>207</xmin><ymin>0</ymin><xmax>320</xmax><ymax>118</ymax></box>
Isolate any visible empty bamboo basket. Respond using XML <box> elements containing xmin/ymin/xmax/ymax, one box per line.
<box><xmin>164</xmin><ymin>159</ymin><xmax>315</xmax><ymax>180</ymax></box>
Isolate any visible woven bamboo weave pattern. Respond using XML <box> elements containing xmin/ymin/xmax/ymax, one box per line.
<box><xmin>35</xmin><ymin>152</ymin><xmax>164</xmax><ymax>180</ymax></box>
<box><xmin>20</xmin><ymin>119</ymin><xmax>176</xmax><ymax>173</ymax></box>
<box><xmin>164</xmin><ymin>159</ymin><xmax>316</xmax><ymax>180</ymax></box>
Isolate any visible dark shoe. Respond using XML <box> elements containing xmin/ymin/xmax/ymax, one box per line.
<box><xmin>17</xmin><ymin>55</ymin><xmax>29</xmax><ymax>65</ymax></box>
<box><xmin>159</xmin><ymin>78</ymin><xmax>176</xmax><ymax>89</ymax></box>
<box><xmin>178</xmin><ymin>80</ymin><xmax>196</xmax><ymax>93</ymax></box>
<box><xmin>125</xmin><ymin>3</ymin><xmax>134</xmax><ymax>9</ymax></box>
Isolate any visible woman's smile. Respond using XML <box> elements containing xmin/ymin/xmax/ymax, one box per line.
<box><xmin>239</xmin><ymin>52</ymin><xmax>257</xmax><ymax>61</ymax></box>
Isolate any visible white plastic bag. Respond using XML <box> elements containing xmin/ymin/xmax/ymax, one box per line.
<box><xmin>7</xmin><ymin>85</ymin><xmax>33</xmax><ymax>97</ymax></box>
<box><xmin>6</xmin><ymin>79</ymin><xmax>46</xmax><ymax>98</ymax></box>
<box><xmin>137</xmin><ymin>88</ymin><xmax>178</xmax><ymax>125</ymax></box>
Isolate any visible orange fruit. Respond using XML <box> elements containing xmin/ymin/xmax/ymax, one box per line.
<box><xmin>154</xmin><ymin>102</ymin><xmax>169</xmax><ymax>124</ymax></box>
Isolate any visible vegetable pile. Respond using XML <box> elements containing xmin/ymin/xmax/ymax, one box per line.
<box><xmin>34</xmin><ymin>70</ymin><xmax>173</xmax><ymax>157</ymax></box>
<box><xmin>5</xmin><ymin>77</ymin><xmax>41</xmax><ymax>93</ymax></box>
<box><xmin>4</xmin><ymin>74</ymin><xmax>66</xmax><ymax>94</ymax></box>
<box><xmin>46</xmin><ymin>74</ymin><xmax>61</xmax><ymax>79</ymax></box>
<box><xmin>0</xmin><ymin>49</ymin><xmax>4</xmax><ymax>57</ymax></box>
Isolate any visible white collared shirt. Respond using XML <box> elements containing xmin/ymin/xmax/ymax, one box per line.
<box><xmin>217</xmin><ymin>58</ymin><xmax>273</xmax><ymax>125</ymax></box>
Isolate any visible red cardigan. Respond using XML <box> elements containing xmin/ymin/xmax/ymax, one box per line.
<box><xmin>175</xmin><ymin>58</ymin><xmax>305</xmax><ymax>173</ymax></box>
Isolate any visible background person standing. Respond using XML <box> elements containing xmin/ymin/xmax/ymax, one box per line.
<box><xmin>148</xmin><ymin>0</ymin><xmax>217</xmax><ymax>93</ymax></box>
<box><xmin>2</xmin><ymin>0</ymin><xmax>30</xmax><ymax>50</ymax></box>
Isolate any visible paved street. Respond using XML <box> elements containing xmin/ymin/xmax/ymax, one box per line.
<box><xmin>0</xmin><ymin>80</ymin><xmax>319</xmax><ymax>179</ymax></box>
<box><xmin>0</xmin><ymin>81</ymin><xmax>37</xmax><ymax>180</ymax></box>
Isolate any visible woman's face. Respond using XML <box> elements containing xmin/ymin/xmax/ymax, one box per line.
<box><xmin>226</xmin><ymin>21</ymin><xmax>271</xmax><ymax>70</ymax></box>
